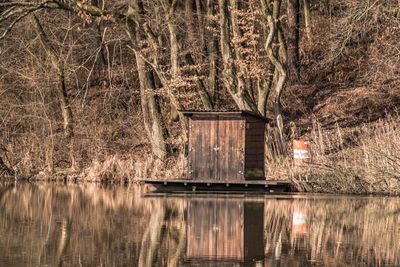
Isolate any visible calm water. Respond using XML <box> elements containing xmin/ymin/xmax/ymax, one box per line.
<box><xmin>0</xmin><ymin>183</ymin><xmax>400</xmax><ymax>267</ymax></box>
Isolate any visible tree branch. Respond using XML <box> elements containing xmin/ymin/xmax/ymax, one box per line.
<box><xmin>0</xmin><ymin>7</ymin><xmax>40</xmax><ymax>40</ymax></box>
<box><xmin>0</xmin><ymin>0</ymin><xmax>132</xmax><ymax>42</ymax></box>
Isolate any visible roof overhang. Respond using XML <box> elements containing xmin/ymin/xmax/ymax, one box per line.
<box><xmin>179</xmin><ymin>110</ymin><xmax>269</xmax><ymax>122</ymax></box>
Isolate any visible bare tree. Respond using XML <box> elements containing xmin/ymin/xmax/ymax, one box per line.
<box><xmin>218</xmin><ymin>0</ymin><xmax>258</xmax><ymax>112</ymax></box>
<box><xmin>286</xmin><ymin>0</ymin><xmax>300</xmax><ymax>82</ymax></box>
<box><xmin>127</xmin><ymin>0</ymin><xmax>168</xmax><ymax>160</ymax></box>
<box><xmin>33</xmin><ymin>15</ymin><xmax>74</xmax><ymax>138</ymax></box>
<box><xmin>303</xmin><ymin>0</ymin><xmax>312</xmax><ymax>42</ymax></box>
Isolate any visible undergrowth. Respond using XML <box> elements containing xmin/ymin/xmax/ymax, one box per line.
<box><xmin>268</xmin><ymin>115</ymin><xmax>400</xmax><ymax>194</ymax></box>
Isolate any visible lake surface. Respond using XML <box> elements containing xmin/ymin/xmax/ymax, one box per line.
<box><xmin>0</xmin><ymin>183</ymin><xmax>399</xmax><ymax>267</ymax></box>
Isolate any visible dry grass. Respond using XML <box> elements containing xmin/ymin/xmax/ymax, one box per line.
<box><xmin>77</xmin><ymin>152</ymin><xmax>187</xmax><ymax>183</ymax></box>
<box><xmin>267</xmin><ymin>115</ymin><xmax>400</xmax><ymax>194</ymax></box>
<box><xmin>5</xmin><ymin>112</ymin><xmax>399</xmax><ymax>195</ymax></box>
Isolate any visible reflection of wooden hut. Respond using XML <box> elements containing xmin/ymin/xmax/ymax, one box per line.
<box><xmin>185</xmin><ymin>199</ymin><xmax>264</xmax><ymax>263</ymax></box>
<box><xmin>181</xmin><ymin>111</ymin><xmax>267</xmax><ymax>181</ymax></box>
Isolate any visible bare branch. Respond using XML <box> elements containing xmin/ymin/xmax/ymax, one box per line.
<box><xmin>0</xmin><ymin>7</ymin><xmax>38</xmax><ymax>40</ymax></box>
<box><xmin>0</xmin><ymin>0</ymin><xmax>131</xmax><ymax>40</ymax></box>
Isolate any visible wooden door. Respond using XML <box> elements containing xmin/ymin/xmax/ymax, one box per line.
<box><xmin>188</xmin><ymin>117</ymin><xmax>218</xmax><ymax>180</ymax></box>
<box><xmin>218</xmin><ymin>118</ymin><xmax>245</xmax><ymax>181</ymax></box>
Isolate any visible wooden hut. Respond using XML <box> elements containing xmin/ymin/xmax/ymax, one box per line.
<box><xmin>181</xmin><ymin>110</ymin><xmax>267</xmax><ymax>181</ymax></box>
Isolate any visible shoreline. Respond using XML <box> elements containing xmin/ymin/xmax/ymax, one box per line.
<box><xmin>2</xmin><ymin>174</ymin><xmax>400</xmax><ymax>197</ymax></box>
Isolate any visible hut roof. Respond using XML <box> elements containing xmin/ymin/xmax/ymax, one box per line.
<box><xmin>179</xmin><ymin>109</ymin><xmax>268</xmax><ymax>122</ymax></box>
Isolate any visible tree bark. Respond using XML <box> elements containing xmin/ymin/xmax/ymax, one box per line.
<box><xmin>165</xmin><ymin>3</ymin><xmax>179</xmax><ymax>79</ymax></box>
<box><xmin>257</xmin><ymin>78</ymin><xmax>272</xmax><ymax>117</ymax></box>
<box><xmin>128</xmin><ymin>1</ymin><xmax>168</xmax><ymax>160</ymax></box>
<box><xmin>184</xmin><ymin>53</ymin><xmax>213</xmax><ymax>109</ymax></box>
<box><xmin>303</xmin><ymin>0</ymin><xmax>312</xmax><ymax>42</ymax></box>
<box><xmin>206</xmin><ymin>0</ymin><xmax>218</xmax><ymax>103</ymax></box>
<box><xmin>261</xmin><ymin>0</ymin><xmax>287</xmax><ymax>139</ymax></box>
<box><xmin>229</xmin><ymin>0</ymin><xmax>254</xmax><ymax>98</ymax></box>
<box><xmin>194</xmin><ymin>0</ymin><xmax>205</xmax><ymax>52</ymax></box>
<box><xmin>185</xmin><ymin>0</ymin><xmax>196</xmax><ymax>44</ymax></box>
<box><xmin>91</xmin><ymin>0</ymin><xmax>107</xmax><ymax>67</ymax></box>
<box><xmin>0</xmin><ymin>156</ymin><xmax>14</xmax><ymax>177</ymax></box>
<box><xmin>135</xmin><ymin>55</ymin><xmax>168</xmax><ymax>160</ymax></box>
<box><xmin>286</xmin><ymin>0</ymin><xmax>300</xmax><ymax>82</ymax></box>
<box><xmin>184</xmin><ymin>0</ymin><xmax>213</xmax><ymax>109</ymax></box>
<box><xmin>33</xmin><ymin>15</ymin><xmax>74</xmax><ymax>138</ymax></box>
<box><xmin>162</xmin><ymin>0</ymin><xmax>185</xmax><ymax>122</ymax></box>
<box><xmin>218</xmin><ymin>0</ymin><xmax>258</xmax><ymax>112</ymax></box>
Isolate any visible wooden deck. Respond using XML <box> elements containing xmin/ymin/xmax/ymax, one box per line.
<box><xmin>141</xmin><ymin>179</ymin><xmax>291</xmax><ymax>193</ymax></box>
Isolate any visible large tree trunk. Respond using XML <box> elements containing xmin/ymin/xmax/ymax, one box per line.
<box><xmin>303</xmin><ymin>0</ymin><xmax>312</xmax><ymax>42</ymax></box>
<box><xmin>167</xmin><ymin>14</ymin><xmax>179</xmax><ymax>79</ymax></box>
<box><xmin>185</xmin><ymin>0</ymin><xmax>196</xmax><ymax>44</ymax></box>
<box><xmin>128</xmin><ymin>0</ymin><xmax>168</xmax><ymax>160</ymax></box>
<box><xmin>194</xmin><ymin>0</ymin><xmax>205</xmax><ymax>52</ymax></box>
<box><xmin>163</xmin><ymin>0</ymin><xmax>184</xmax><ymax>122</ymax></box>
<box><xmin>57</xmin><ymin>62</ymin><xmax>74</xmax><ymax>138</ymax></box>
<box><xmin>135</xmin><ymin>56</ymin><xmax>168</xmax><ymax>160</ymax></box>
<box><xmin>91</xmin><ymin>0</ymin><xmax>107</xmax><ymax>67</ymax></box>
<box><xmin>184</xmin><ymin>54</ymin><xmax>213</xmax><ymax>109</ymax></box>
<box><xmin>0</xmin><ymin>156</ymin><xmax>14</xmax><ymax>177</ymax></box>
<box><xmin>229</xmin><ymin>0</ymin><xmax>254</xmax><ymax>99</ymax></box>
<box><xmin>218</xmin><ymin>0</ymin><xmax>258</xmax><ymax>112</ymax></box>
<box><xmin>33</xmin><ymin>15</ymin><xmax>74</xmax><ymax>138</ymax></box>
<box><xmin>261</xmin><ymin>0</ymin><xmax>287</xmax><ymax>139</ymax></box>
<box><xmin>184</xmin><ymin>0</ymin><xmax>213</xmax><ymax>109</ymax></box>
<box><xmin>206</xmin><ymin>0</ymin><xmax>219</xmax><ymax>103</ymax></box>
<box><xmin>286</xmin><ymin>0</ymin><xmax>300</xmax><ymax>82</ymax></box>
<box><xmin>257</xmin><ymin>78</ymin><xmax>272</xmax><ymax>117</ymax></box>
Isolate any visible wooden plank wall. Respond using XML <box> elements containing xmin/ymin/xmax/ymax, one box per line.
<box><xmin>244</xmin><ymin>116</ymin><xmax>266</xmax><ymax>179</ymax></box>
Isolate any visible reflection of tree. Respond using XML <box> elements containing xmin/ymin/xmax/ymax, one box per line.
<box><xmin>138</xmin><ymin>199</ymin><xmax>186</xmax><ymax>267</ymax></box>
<box><xmin>138</xmin><ymin>204</ymin><xmax>165</xmax><ymax>267</ymax></box>
<box><xmin>167</xmin><ymin>204</ymin><xmax>186</xmax><ymax>267</ymax></box>
<box><xmin>56</xmin><ymin>218</ymin><xmax>72</xmax><ymax>267</ymax></box>
<box><xmin>56</xmin><ymin>189</ymin><xmax>74</xmax><ymax>267</ymax></box>
<box><xmin>263</xmin><ymin>198</ymin><xmax>400</xmax><ymax>267</ymax></box>
<box><xmin>0</xmin><ymin>183</ymin><xmax>13</xmax><ymax>203</ymax></box>
<box><xmin>0</xmin><ymin>183</ymin><xmax>152</xmax><ymax>266</ymax></box>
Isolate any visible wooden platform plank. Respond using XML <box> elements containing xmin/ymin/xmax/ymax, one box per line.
<box><xmin>140</xmin><ymin>179</ymin><xmax>291</xmax><ymax>193</ymax></box>
<box><xmin>141</xmin><ymin>178</ymin><xmax>289</xmax><ymax>185</ymax></box>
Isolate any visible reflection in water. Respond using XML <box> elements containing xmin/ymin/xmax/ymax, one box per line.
<box><xmin>185</xmin><ymin>199</ymin><xmax>264</xmax><ymax>264</ymax></box>
<box><xmin>0</xmin><ymin>183</ymin><xmax>400</xmax><ymax>266</ymax></box>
